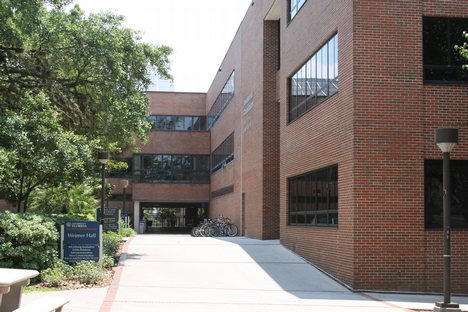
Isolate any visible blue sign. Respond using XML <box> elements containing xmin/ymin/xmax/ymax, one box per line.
<box><xmin>63</xmin><ymin>244</ymin><xmax>100</xmax><ymax>263</ymax></box>
<box><xmin>63</xmin><ymin>221</ymin><xmax>100</xmax><ymax>244</ymax></box>
<box><xmin>62</xmin><ymin>221</ymin><xmax>101</xmax><ymax>263</ymax></box>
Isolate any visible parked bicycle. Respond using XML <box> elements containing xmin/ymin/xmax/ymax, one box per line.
<box><xmin>191</xmin><ymin>216</ymin><xmax>238</xmax><ymax>237</ymax></box>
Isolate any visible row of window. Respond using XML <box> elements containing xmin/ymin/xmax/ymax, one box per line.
<box><xmin>207</xmin><ymin>71</ymin><xmax>235</xmax><ymax>129</ymax></box>
<box><xmin>288</xmin><ymin>34</ymin><xmax>338</xmax><ymax>122</ymax></box>
<box><xmin>133</xmin><ymin>154</ymin><xmax>210</xmax><ymax>184</ymax></box>
<box><xmin>286</xmin><ymin>160</ymin><xmax>468</xmax><ymax>229</ymax></box>
<box><xmin>211</xmin><ymin>133</ymin><xmax>234</xmax><ymax>174</ymax></box>
<box><xmin>147</xmin><ymin>115</ymin><xmax>208</xmax><ymax>131</ymax></box>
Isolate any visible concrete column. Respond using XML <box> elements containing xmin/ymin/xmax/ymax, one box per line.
<box><xmin>133</xmin><ymin>201</ymin><xmax>140</xmax><ymax>233</ymax></box>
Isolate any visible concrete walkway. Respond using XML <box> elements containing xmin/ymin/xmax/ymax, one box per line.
<box><xmin>23</xmin><ymin>235</ymin><xmax>468</xmax><ymax>311</ymax></box>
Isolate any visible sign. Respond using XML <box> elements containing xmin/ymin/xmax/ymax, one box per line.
<box><xmin>63</xmin><ymin>244</ymin><xmax>100</xmax><ymax>263</ymax></box>
<box><xmin>97</xmin><ymin>207</ymin><xmax>120</xmax><ymax>232</ymax></box>
<box><xmin>61</xmin><ymin>221</ymin><xmax>101</xmax><ymax>264</ymax></box>
<box><xmin>63</xmin><ymin>221</ymin><xmax>100</xmax><ymax>244</ymax></box>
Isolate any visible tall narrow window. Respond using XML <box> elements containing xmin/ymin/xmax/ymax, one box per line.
<box><xmin>207</xmin><ymin>71</ymin><xmax>235</xmax><ymax>129</ymax></box>
<box><xmin>288</xmin><ymin>34</ymin><xmax>338</xmax><ymax>122</ymax></box>
<box><xmin>211</xmin><ymin>133</ymin><xmax>234</xmax><ymax>174</ymax></box>
<box><xmin>423</xmin><ymin>17</ymin><xmax>468</xmax><ymax>83</ymax></box>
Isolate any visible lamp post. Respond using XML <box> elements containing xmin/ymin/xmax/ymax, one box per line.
<box><xmin>98</xmin><ymin>152</ymin><xmax>109</xmax><ymax>225</ymax></box>
<box><xmin>434</xmin><ymin>128</ymin><xmax>460</xmax><ymax>312</ymax></box>
<box><xmin>121</xmin><ymin>179</ymin><xmax>129</xmax><ymax>226</ymax></box>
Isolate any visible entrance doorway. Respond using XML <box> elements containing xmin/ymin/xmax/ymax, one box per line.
<box><xmin>141</xmin><ymin>202</ymin><xmax>207</xmax><ymax>233</ymax></box>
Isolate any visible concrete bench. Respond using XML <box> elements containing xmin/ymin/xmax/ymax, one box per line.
<box><xmin>13</xmin><ymin>296</ymin><xmax>69</xmax><ymax>312</ymax></box>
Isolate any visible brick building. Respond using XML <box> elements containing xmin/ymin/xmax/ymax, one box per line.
<box><xmin>104</xmin><ymin>0</ymin><xmax>468</xmax><ymax>293</ymax></box>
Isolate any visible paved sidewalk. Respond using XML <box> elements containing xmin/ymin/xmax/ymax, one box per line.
<box><xmin>23</xmin><ymin>235</ymin><xmax>468</xmax><ymax>311</ymax></box>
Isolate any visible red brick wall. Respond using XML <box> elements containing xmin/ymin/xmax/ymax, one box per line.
<box><xmin>262</xmin><ymin>20</ymin><xmax>280</xmax><ymax>239</ymax></box>
<box><xmin>352</xmin><ymin>0</ymin><xmax>468</xmax><ymax>292</ymax></box>
<box><xmin>133</xmin><ymin>183</ymin><xmax>209</xmax><ymax>203</ymax></box>
<box><xmin>279</xmin><ymin>0</ymin><xmax>356</xmax><ymax>288</ymax></box>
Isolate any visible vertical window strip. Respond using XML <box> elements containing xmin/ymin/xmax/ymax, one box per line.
<box><xmin>207</xmin><ymin>71</ymin><xmax>235</xmax><ymax>129</ymax></box>
<box><xmin>288</xmin><ymin>33</ymin><xmax>338</xmax><ymax>122</ymax></box>
<box><xmin>211</xmin><ymin>132</ymin><xmax>234</xmax><ymax>174</ymax></box>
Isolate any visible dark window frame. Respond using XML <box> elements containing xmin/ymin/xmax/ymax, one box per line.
<box><xmin>424</xmin><ymin>159</ymin><xmax>468</xmax><ymax>229</ymax></box>
<box><xmin>211</xmin><ymin>132</ymin><xmax>234</xmax><ymax>174</ymax></box>
<box><xmin>423</xmin><ymin>16</ymin><xmax>468</xmax><ymax>84</ymax></box>
<box><xmin>133</xmin><ymin>154</ymin><xmax>210</xmax><ymax>184</ymax></box>
<box><xmin>288</xmin><ymin>33</ymin><xmax>338</xmax><ymax>123</ymax></box>
<box><xmin>287</xmin><ymin>165</ymin><xmax>338</xmax><ymax>227</ymax></box>
<box><xmin>207</xmin><ymin>71</ymin><xmax>235</xmax><ymax>129</ymax></box>
<box><xmin>148</xmin><ymin>115</ymin><xmax>208</xmax><ymax>132</ymax></box>
<box><xmin>288</xmin><ymin>0</ymin><xmax>307</xmax><ymax>22</ymax></box>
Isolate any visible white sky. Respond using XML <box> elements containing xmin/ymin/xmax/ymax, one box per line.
<box><xmin>73</xmin><ymin>0</ymin><xmax>252</xmax><ymax>93</ymax></box>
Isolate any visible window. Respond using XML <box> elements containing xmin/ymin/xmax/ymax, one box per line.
<box><xmin>133</xmin><ymin>154</ymin><xmax>210</xmax><ymax>184</ymax></box>
<box><xmin>423</xmin><ymin>17</ymin><xmax>468</xmax><ymax>83</ymax></box>
<box><xmin>425</xmin><ymin>160</ymin><xmax>468</xmax><ymax>228</ymax></box>
<box><xmin>289</xmin><ymin>0</ymin><xmax>306</xmax><ymax>21</ymax></box>
<box><xmin>288</xmin><ymin>165</ymin><xmax>338</xmax><ymax>226</ymax></box>
<box><xmin>211</xmin><ymin>133</ymin><xmax>234</xmax><ymax>174</ymax></box>
<box><xmin>211</xmin><ymin>185</ymin><xmax>234</xmax><ymax>199</ymax></box>
<box><xmin>148</xmin><ymin>115</ymin><xmax>207</xmax><ymax>131</ymax></box>
<box><xmin>288</xmin><ymin>34</ymin><xmax>338</xmax><ymax>122</ymax></box>
<box><xmin>207</xmin><ymin>71</ymin><xmax>235</xmax><ymax>129</ymax></box>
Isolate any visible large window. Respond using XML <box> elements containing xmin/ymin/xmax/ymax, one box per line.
<box><xmin>148</xmin><ymin>115</ymin><xmax>207</xmax><ymax>131</ymax></box>
<box><xmin>211</xmin><ymin>133</ymin><xmax>234</xmax><ymax>174</ymax></box>
<box><xmin>207</xmin><ymin>71</ymin><xmax>235</xmax><ymax>129</ymax></box>
<box><xmin>288</xmin><ymin>0</ymin><xmax>306</xmax><ymax>21</ymax></box>
<box><xmin>288</xmin><ymin>165</ymin><xmax>338</xmax><ymax>226</ymax></box>
<box><xmin>133</xmin><ymin>154</ymin><xmax>210</xmax><ymax>184</ymax></box>
<box><xmin>288</xmin><ymin>34</ymin><xmax>338</xmax><ymax>122</ymax></box>
<box><xmin>425</xmin><ymin>160</ymin><xmax>468</xmax><ymax>228</ymax></box>
<box><xmin>423</xmin><ymin>17</ymin><xmax>468</xmax><ymax>83</ymax></box>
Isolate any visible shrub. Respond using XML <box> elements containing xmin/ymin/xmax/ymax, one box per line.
<box><xmin>103</xmin><ymin>231</ymin><xmax>122</xmax><ymax>258</ymax></box>
<box><xmin>120</xmin><ymin>227</ymin><xmax>136</xmax><ymax>237</ymax></box>
<box><xmin>73</xmin><ymin>261</ymin><xmax>103</xmax><ymax>284</ymax></box>
<box><xmin>0</xmin><ymin>211</ymin><xmax>59</xmax><ymax>270</ymax></box>
<box><xmin>102</xmin><ymin>255</ymin><xmax>115</xmax><ymax>269</ymax></box>
<box><xmin>41</xmin><ymin>260</ymin><xmax>73</xmax><ymax>287</ymax></box>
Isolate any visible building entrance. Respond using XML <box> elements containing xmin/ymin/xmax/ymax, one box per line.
<box><xmin>140</xmin><ymin>202</ymin><xmax>207</xmax><ymax>233</ymax></box>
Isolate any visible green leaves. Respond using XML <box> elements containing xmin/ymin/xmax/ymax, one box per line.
<box><xmin>0</xmin><ymin>211</ymin><xmax>59</xmax><ymax>270</ymax></box>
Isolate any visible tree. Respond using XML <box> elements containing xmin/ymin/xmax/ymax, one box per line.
<box><xmin>0</xmin><ymin>92</ymin><xmax>95</xmax><ymax>212</ymax></box>
<box><xmin>29</xmin><ymin>183</ymin><xmax>98</xmax><ymax>220</ymax></box>
<box><xmin>0</xmin><ymin>0</ymin><xmax>172</xmax><ymax>152</ymax></box>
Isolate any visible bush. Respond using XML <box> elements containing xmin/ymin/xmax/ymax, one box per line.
<box><xmin>120</xmin><ymin>227</ymin><xmax>136</xmax><ymax>237</ymax></box>
<box><xmin>73</xmin><ymin>261</ymin><xmax>103</xmax><ymax>284</ymax></box>
<box><xmin>0</xmin><ymin>211</ymin><xmax>59</xmax><ymax>270</ymax></box>
<box><xmin>41</xmin><ymin>260</ymin><xmax>73</xmax><ymax>287</ymax></box>
<box><xmin>102</xmin><ymin>255</ymin><xmax>115</xmax><ymax>269</ymax></box>
<box><xmin>103</xmin><ymin>231</ymin><xmax>122</xmax><ymax>258</ymax></box>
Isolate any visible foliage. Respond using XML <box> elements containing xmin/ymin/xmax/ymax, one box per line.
<box><xmin>40</xmin><ymin>260</ymin><xmax>73</xmax><ymax>287</ymax></box>
<box><xmin>120</xmin><ymin>227</ymin><xmax>136</xmax><ymax>238</ymax></box>
<box><xmin>0</xmin><ymin>92</ymin><xmax>95</xmax><ymax>211</ymax></box>
<box><xmin>102</xmin><ymin>255</ymin><xmax>115</xmax><ymax>269</ymax></box>
<box><xmin>103</xmin><ymin>231</ymin><xmax>122</xmax><ymax>258</ymax></box>
<box><xmin>456</xmin><ymin>31</ymin><xmax>468</xmax><ymax>69</ymax></box>
<box><xmin>0</xmin><ymin>211</ymin><xmax>59</xmax><ymax>270</ymax></box>
<box><xmin>29</xmin><ymin>183</ymin><xmax>97</xmax><ymax>220</ymax></box>
<box><xmin>72</xmin><ymin>261</ymin><xmax>103</xmax><ymax>284</ymax></box>
<box><xmin>0</xmin><ymin>0</ymin><xmax>172</xmax><ymax>152</ymax></box>
<box><xmin>41</xmin><ymin>260</ymin><xmax>106</xmax><ymax>286</ymax></box>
